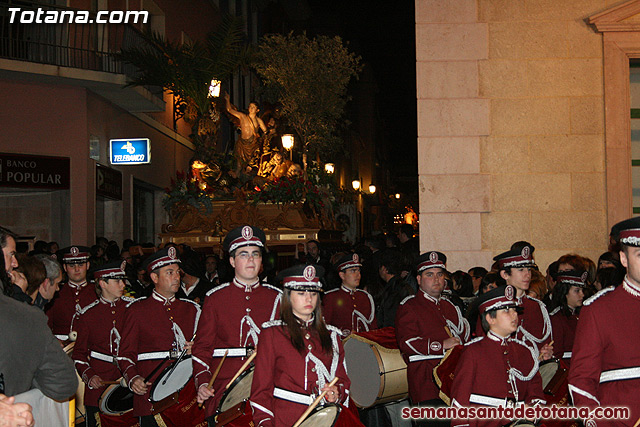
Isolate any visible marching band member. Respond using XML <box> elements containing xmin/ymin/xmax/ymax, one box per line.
<box><xmin>71</xmin><ymin>260</ymin><xmax>133</xmax><ymax>427</ymax></box>
<box><xmin>117</xmin><ymin>247</ymin><xmax>202</xmax><ymax>427</ymax></box>
<box><xmin>396</xmin><ymin>251</ymin><xmax>470</xmax><ymax>425</ymax></box>
<box><xmin>451</xmin><ymin>285</ymin><xmax>545</xmax><ymax>427</ymax></box>
<box><xmin>569</xmin><ymin>217</ymin><xmax>640</xmax><ymax>426</ymax></box>
<box><xmin>193</xmin><ymin>225</ymin><xmax>281</xmax><ymax>425</ymax></box>
<box><xmin>482</xmin><ymin>245</ymin><xmax>553</xmax><ymax>360</ymax></box>
<box><xmin>250</xmin><ymin>264</ymin><xmax>350</xmax><ymax>427</ymax></box>
<box><xmin>46</xmin><ymin>246</ymin><xmax>97</xmax><ymax>341</ymax></box>
<box><xmin>549</xmin><ymin>270</ymin><xmax>586</xmax><ymax>361</ymax></box>
<box><xmin>322</xmin><ymin>252</ymin><xmax>377</xmax><ymax>335</ymax></box>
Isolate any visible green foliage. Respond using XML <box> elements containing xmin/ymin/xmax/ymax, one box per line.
<box><xmin>253</xmin><ymin>32</ymin><xmax>361</xmax><ymax>158</ymax></box>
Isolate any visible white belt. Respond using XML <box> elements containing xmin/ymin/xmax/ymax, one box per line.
<box><xmin>213</xmin><ymin>348</ymin><xmax>248</xmax><ymax>357</ymax></box>
<box><xmin>138</xmin><ymin>351</ymin><xmax>171</xmax><ymax>361</ymax></box>
<box><xmin>90</xmin><ymin>351</ymin><xmax>115</xmax><ymax>363</ymax></box>
<box><xmin>273</xmin><ymin>387</ymin><xmax>313</xmax><ymax>405</ymax></box>
<box><xmin>562</xmin><ymin>352</ymin><xmax>572</xmax><ymax>359</ymax></box>
<box><xmin>600</xmin><ymin>366</ymin><xmax>640</xmax><ymax>383</ymax></box>
<box><xmin>409</xmin><ymin>354</ymin><xmax>443</xmax><ymax>362</ymax></box>
<box><xmin>469</xmin><ymin>394</ymin><xmax>524</xmax><ymax>408</ymax></box>
<box><xmin>55</xmin><ymin>334</ymin><xmax>69</xmax><ymax>340</ymax></box>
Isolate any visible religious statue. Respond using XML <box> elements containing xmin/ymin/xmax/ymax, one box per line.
<box><xmin>225</xmin><ymin>93</ymin><xmax>267</xmax><ymax>175</ymax></box>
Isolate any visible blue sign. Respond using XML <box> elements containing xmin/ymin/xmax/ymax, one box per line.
<box><xmin>109</xmin><ymin>138</ymin><xmax>151</xmax><ymax>165</ymax></box>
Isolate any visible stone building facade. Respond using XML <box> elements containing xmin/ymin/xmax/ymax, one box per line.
<box><xmin>415</xmin><ymin>0</ymin><xmax>640</xmax><ymax>270</ymax></box>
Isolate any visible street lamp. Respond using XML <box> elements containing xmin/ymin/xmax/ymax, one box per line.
<box><xmin>352</xmin><ymin>180</ymin><xmax>361</xmax><ymax>191</ymax></box>
<box><xmin>208</xmin><ymin>79</ymin><xmax>221</xmax><ymax>97</ymax></box>
<box><xmin>282</xmin><ymin>134</ymin><xmax>294</xmax><ymax>161</ymax></box>
<box><xmin>395</xmin><ymin>193</ymin><xmax>401</xmax><ymax>199</ymax></box>
<box><xmin>369</xmin><ymin>184</ymin><xmax>376</xmax><ymax>194</ymax></box>
<box><xmin>325</xmin><ymin>163</ymin><xmax>335</xmax><ymax>174</ymax></box>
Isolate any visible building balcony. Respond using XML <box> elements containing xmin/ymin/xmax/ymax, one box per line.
<box><xmin>0</xmin><ymin>0</ymin><xmax>165</xmax><ymax>112</ymax></box>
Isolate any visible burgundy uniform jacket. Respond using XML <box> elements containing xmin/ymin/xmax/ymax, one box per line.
<box><xmin>475</xmin><ymin>295</ymin><xmax>552</xmax><ymax>352</ymax></box>
<box><xmin>450</xmin><ymin>331</ymin><xmax>545</xmax><ymax>427</ymax></box>
<box><xmin>46</xmin><ymin>281</ymin><xmax>97</xmax><ymax>340</ymax></box>
<box><xmin>250</xmin><ymin>320</ymin><xmax>350</xmax><ymax>427</ymax></box>
<box><xmin>191</xmin><ymin>280</ymin><xmax>281</xmax><ymax>417</ymax></box>
<box><xmin>396</xmin><ymin>291</ymin><xmax>470</xmax><ymax>403</ymax></box>
<box><xmin>71</xmin><ymin>296</ymin><xmax>133</xmax><ymax>406</ymax></box>
<box><xmin>568</xmin><ymin>279</ymin><xmax>640</xmax><ymax>426</ymax></box>
<box><xmin>549</xmin><ymin>307</ymin><xmax>579</xmax><ymax>361</ymax></box>
<box><xmin>322</xmin><ymin>285</ymin><xmax>377</xmax><ymax>335</ymax></box>
<box><xmin>116</xmin><ymin>291</ymin><xmax>200</xmax><ymax>416</ymax></box>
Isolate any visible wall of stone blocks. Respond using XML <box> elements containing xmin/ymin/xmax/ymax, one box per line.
<box><xmin>416</xmin><ymin>0</ymin><xmax>612</xmax><ymax>272</ymax></box>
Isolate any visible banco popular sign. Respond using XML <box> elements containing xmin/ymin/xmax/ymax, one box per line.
<box><xmin>0</xmin><ymin>153</ymin><xmax>70</xmax><ymax>189</ymax></box>
<box><xmin>110</xmin><ymin>138</ymin><xmax>151</xmax><ymax>165</ymax></box>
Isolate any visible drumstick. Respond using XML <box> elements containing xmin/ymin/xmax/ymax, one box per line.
<box><xmin>198</xmin><ymin>349</ymin><xmax>229</xmax><ymax>409</ymax></box>
<box><xmin>161</xmin><ymin>333</ymin><xmax>197</xmax><ymax>386</ymax></box>
<box><xmin>632</xmin><ymin>416</ymin><xmax>640</xmax><ymax>427</ymax></box>
<box><xmin>101</xmin><ymin>380</ymin><xmax>122</xmax><ymax>385</ymax></box>
<box><xmin>292</xmin><ymin>377</ymin><xmax>339</xmax><ymax>427</ymax></box>
<box><xmin>539</xmin><ymin>340</ymin><xmax>554</xmax><ymax>361</ymax></box>
<box><xmin>62</xmin><ymin>342</ymin><xmax>75</xmax><ymax>355</ymax></box>
<box><xmin>225</xmin><ymin>351</ymin><xmax>257</xmax><ymax>390</ymax></box>
<box><xmin>444</xmin><ymin>325</ymin><xmax>453</xmax><ymax>338</ymax></box>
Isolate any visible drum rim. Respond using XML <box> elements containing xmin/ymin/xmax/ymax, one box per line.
<box><xmin>149</xmin><ymin>356</ymin><xmax>193</xmax><ymax>403</ymax></box>
<box><xmin>98</xmin><ymin>382</ymin><xmax>134</xmax><ymax>416</ymax></box>
<box><xmin>216</xmin><ymin>366</ymin><xmax>254</xmax><ymax>415</ymax></box>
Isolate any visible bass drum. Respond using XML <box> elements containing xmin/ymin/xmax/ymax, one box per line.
<box><xmin>343</xmin><ymin>329</ymin><xmax>408</xmax><ymax>408</ymax></box>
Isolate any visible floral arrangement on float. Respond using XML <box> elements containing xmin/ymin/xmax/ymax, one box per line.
<box><xmin>162</xmin><ymin>170</ymin><xmax>214</xmax><ymax>214</ymax></box>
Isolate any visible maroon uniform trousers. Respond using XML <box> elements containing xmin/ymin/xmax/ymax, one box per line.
<box><xmin>396</xmin><ymin>291</ymin><xmax>470</xmax><ymax>403</ymax></box>
<box><xmin>250</xmin><ymin>321</ymin><xmax>351</xmax><ymax>427</ymax></box>
<box><xmin>322</xmin><ymin>286</ymin><xmax>377</xmax><ymax>335</ymax></box>
<box><xmin>450</xmin><ymin>331</ymin><xmax>545</xmax><ymax>427</ymax></box>
<box><xmin>568</xmin><ymin>279</ymin><xmax>640</xmax><ymax>426</ymax></box>
<box><xmin>72</xmin><ymin>296</ymin><xmax>132</xmax><ymax>407</ymax></box>
<box><xmin>117</xmin><ymin>291</ymin><xmax>200</xmax><ymax>419</ymax></box>
<box><xmin>550</xmin><ymin>308</ymin><xmax>578</xmax><ymax>361</ymax></box>
<box><xmin>47</xmin><ymin>281</ymin><xmax>98</xmax><ymax>340</ymax></box>
<box><xmin>191</xmin><ymin>281</ymin><xmax>281</xmax><ymax>418</ymax></box>
<box><xmin>475</xmin><ymin>295</ymin><xmax>552</xmax><ymax>352</ymax></box>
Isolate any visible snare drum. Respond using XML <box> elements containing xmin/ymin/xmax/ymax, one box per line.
<box><xmin>215</xmin><ymin>367</ymin><xmax>254</xmax><ymax>425</ymax></box>
<box><xmin>98</xmin><ymin>382</ymin><xmax>134</xmax><ymax>416</ymax></box>
<box><xmin>150</xmin><ymin>357</ymin><xmax>193</xmax><ymax>403</ymax></box>
<box><xmin>539</xmin><ymin>359</ymin><xmax>559</xmax><ymax>390</ymax></box>
<box><xmin>217</xmin><ymin>367</ymin><xmax>254</xmax><ymax>414</ymax></box>
<box><xmin>299</xmin><ymin>404</ymin><xmax>365</xmax><ymax>427</ymax></box>
<box><xmin>299</xmin><ymin>404</ymin><xmax>342</xmax><ymax>427</ymax></box>
<box><xmin>343</xmin><ymin>331</ymin><xmax>408</xmax><ymax>408</ymax></box>
<box><xmin>74</xmin><ymin>371</ymin><xmax>86</xmax><ymax>423</ymax></box>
